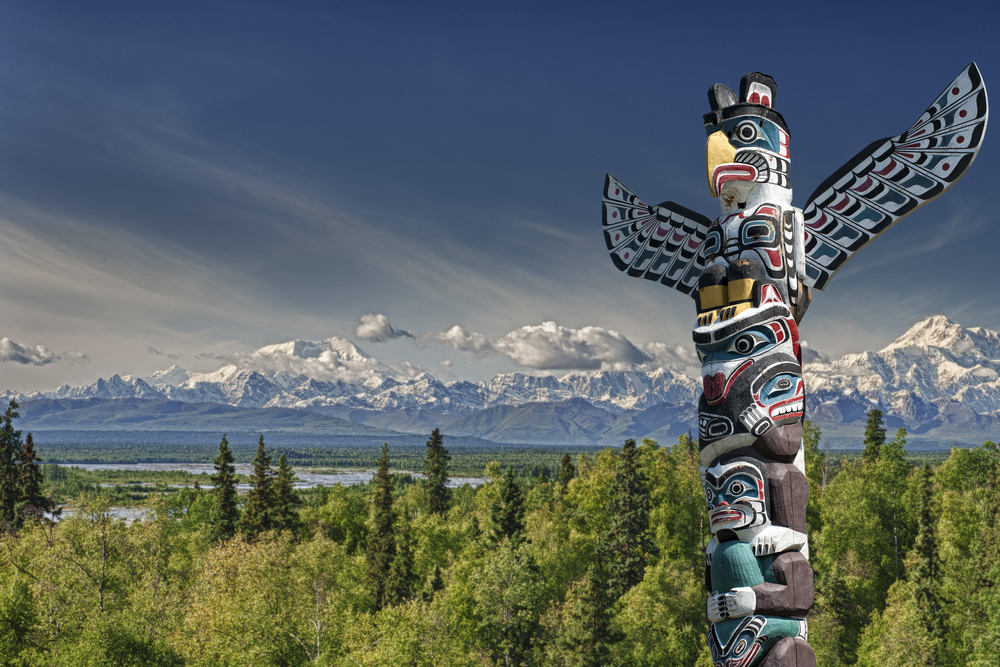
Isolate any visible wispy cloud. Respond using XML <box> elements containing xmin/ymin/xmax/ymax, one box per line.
<box><xmin>148</xmin><ymin>346</ymin><xmax>182</xmax><ymax>359</ymax></box>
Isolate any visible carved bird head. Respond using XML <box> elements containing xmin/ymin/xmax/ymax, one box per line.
<box><xmin>703</xmin><ymin>73</ymin><xmax>792</xmax><ymax>212</ymax></box>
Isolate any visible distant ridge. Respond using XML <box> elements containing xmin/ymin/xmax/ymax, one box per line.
<box><xmin>7</xmin><ymin>316</ymin><xmax>1000</xmax><ymax>448</ymax></box>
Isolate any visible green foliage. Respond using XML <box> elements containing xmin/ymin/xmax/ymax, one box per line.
<box><xmin>367</xmin><ymin>443</ymin><xmax>396</xmax><ymax>611</ymax></box>
<box><xmin>272</xmin><ymin>453</ymin><xmax>300</xmax><ymax>534</ymax></box>
<box><xmin>11</xmin><ymin>428</ymin><xmax>1000</xmax><ymax>665</ymax></box>
<box><xmin>209</xmin><ymin>434</ymin><xmax>239</xmax><ymax>543</ymax></box>
<box><xmin>862</xmin><ymin>408</ymin><xmax>887</xmax><ymax>464</ymax></box>
<box><xmin>559</xmin><ymin>452</ymin><xmax>576</xmax><ymax>496</ymax></box>
<box><xmin>424</xmin><ymin>428</ymin><xmax>452</xmax><ymax>516</ymax></box>
<box><xmin>544</xmin><ymin>565</ymin><xmax>619</xmax><ymax>667</ymax></box>
<box><xmin>600</xmin><ymin>439</ymin><xmax>652</xmax><ymax>601</ymax></box>
<box><xmin>240</xmin><ymin>434</ymin><xmax>275</xmax><ymax>538</ymax></box>
<box><xmin>803</xmin><ymin>419</ymin><xmax>824</xmax><ymax>537</ymax></box>
<box><xmin>489</xmin><ymin>467</ymin><xmax>526</xmax><ymax>546</ymax></box>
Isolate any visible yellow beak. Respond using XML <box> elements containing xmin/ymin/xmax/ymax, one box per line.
<box><xmin>706</xmin><ymin>130</ymin><xmax>736</xmax><ymax>198</ymax></box>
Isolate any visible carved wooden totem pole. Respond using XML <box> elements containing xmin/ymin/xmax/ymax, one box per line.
<box><xmin>601</xmin><ymin>64</ymin><xmax>988</xmax><ymax>666</ymax></box>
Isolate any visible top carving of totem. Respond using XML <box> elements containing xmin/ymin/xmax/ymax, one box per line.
<box><xmin>601</xmin><ymin>64</ymin><xmax>987</xmax><ymax>667</ymax></box>
<box><xmin>602</xmin><ymin>63</ymin><xmax>988</xmax><ymax>467</ymax></box>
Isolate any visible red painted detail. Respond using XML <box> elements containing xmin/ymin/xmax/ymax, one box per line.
<box><xmin>672</xmin><ymin>230</ymin><xmax>686</xmax><ymax>243</ymax></box>
<box><xmin>911</xmin><ymin>129</ymin><xmax>926</xmax><ymax>138</ymax></box>
<box><xmin>943</xmin><ymin>163</ymin><xmax>951</xmax><ymax>171</ymax></box>
<box><xmin>713</xmin><ymin>163</ymin><xmax>758</xmax><ymax>194</ymax></box>
<box><xmin>952</xmin><ymin>87</ymin><xmax>960</xmax><ymax>95</ymax></box>
<box><xmin>898</xmin><ymin>152</ymin><xmax>916</xmax><ymax>159</ymax></box>
<box><xmin>957</xmin><ymin>136</ymin><xmax>965</xmax><ymax>144</ymax></box>
<box><xmin>760</xmin><ymin>283</ymin><xmax>783</xmax><ymax>305</ymax></box>
<box><xmin>852</xmin><ymin>176</ymin><xmax>874</xmax><ymax>192</ymax></box>
<box><xmin>876</xmin><ymin>158</ymin><xmax>898</xmax><ymax>176</ymax></box>
<box><xmin>623</xmin><ymin>252</ymin><xmax>630</xmax><ymax>260</ymax></box>
<box><xmin>655</xmin><ymin>226</ymin><xmax>668</xmax><ymax>237</ymax></box>
<box><xmin>612</xmin><ymin>211</ymin><xmax>618</xmax><ymax>218</ymax></box>
<box><xmin>787</xmin><ymin>317</ymin><xmax>799</xmax><ymax>344</ymax></box>
<box><xmin>831</xmin><ymin>194</ymin><xmax>850</xmax><ymax>211</ymax></box>
<box><xmin>758</xmin><ymin>206</ymin><xmax>777</xmax><ymax>216</ymax></box>
<box><xmin>614</xmin><ymin>233</ymin><xmax>620</xmax><ymax>241</ymax></box>
<box><xmin>750</xmin><ymin>92</ymin><xmax>760</xmax><ymax>104</ymax></box>
<box><xmin>806</xmin><ymin>212</ymin><xmax>829</xmax><ymax>229</ymax></box>
<box><xmin>702</xmin><ymin>359</ymin><xmax>753</xmax><ymax>405</ymax></box>
<box><xmin>762</xmin><ymin>95</ymin><xmax>770</xmax><ymax>107</ymax></box>
<box><xmin>763</xmin><ymin>248</ymin><xmax>783</xmax><ymax>268</ymax></box>
<box><xmin>960</xmin><ymin>109</ymin><xmax>968</xmax><ymax>118</ymax></box>
<box><xmin>615</xmin><ymin>188</ymin><xmax>621</xmax><ymax>195</ymax></box>
<box><xmin>899</xmin><ymin>143</ymin><xmax>921</xmax><ymax>149</ymax></box>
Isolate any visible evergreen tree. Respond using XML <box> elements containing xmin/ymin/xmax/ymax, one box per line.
<box><xmin>240</xmin><ymin>434</ymin><xmax>274</xmax><ymax>538</ymax></box>
<box><xmin>551</xmin><ymin>565</ymin><xmax>621</xmax><ymax>667</ymax></box>
<box><xmin>911</xmin><ymin>462</ymin><xmax>944</xmax><ymax>641</ymax></box>
<box><xmin>601</xmin><ymin>439</ymin><xmax>652</xmax><ymax>601</ymax></box>
<box><xmin>0</xmin><ymin>400</ymin><xmax>23</xmax><ymax>532</ymax></box>
<box><xmin>862</xmin><ymin>408</ymin><xmax>887</xmax><ymax>464</ymax></box>
<box><xmin>423</xmin><ymin>428</ymin><xmax>451</xmax><ymax>515</ymax></box>
<box><xmin>489</xmin><ymin>466</ymin><xmax>526</xmax><ymax>546</ymax></box>
<box><xmin>559</xmin><ymin>453</ymin><xmax>575</xmax><ymax>496</ymax></box>
<box><xmin>209</xmin><ymin>434</ymin><xmax>239</xmax><ymax>543</ymax></box>
<box><xmin>271</xmin><ymin>453</ymin><xmax>299</xmax><ymax>534</ymax></box>
<box><xmin>366</xmin><ymin>443</ymin><xmax>396</xmax><ymax>610</ymax></box>
<box><xmin>386</xmin><ymin>513</ymin><xmax>416</xmax><ymax>606</ymax></box>
<box><xmin>803</xmin><ymin>420</ymin><xmax>825</xmax><ymax>537</ymax></box>
<box><xmin>15</xmin><ymin>432</ymin><xmax>51</xmax><ymax>526</ymax></box>
<box><xmin>427</xmin><ymin>564</ymin><xmax>445</xmax><ymax>600</ymax></box>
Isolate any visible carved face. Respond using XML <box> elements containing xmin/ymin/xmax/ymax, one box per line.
<box><xmin>703</xmin><ymin>458</ymin><xmax>768</xmax><ymax>533</ymax></box>
<box><xmin>707</xmin><ymin>616</ymin><xmax>767</xmax><ymax>667</ymax></box>
<box><xmin>702</xmin><ymin>206</ymin><xmax>788</xmax><ymax>283</ymax></box>
<box><xmin>695</xmin><ymin>307</ymin><xmax>802</xmax><ymax>454</ymax></box>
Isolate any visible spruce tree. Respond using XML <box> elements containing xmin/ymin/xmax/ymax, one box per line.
<box><xmin>489</xmin><ymin>466</ymin><xmax>526</xmax><ymax>546</ymax></box>
<box><xmin>601</xmin><ymin>438</ymin><xmax>652</xmax><ymax>601</ymax></box>
<box><xmin>386</xmin><ymin>513</ymin><xmax>416</xmax><ymax>606</ymax></box>
<box><xmin>15</xmin><ymin>432</ymin><xmax>51</xmax><ymax>526</ymax></box>
<box><xmin>552</xmin><ymin>565</ymin><xmax>620</xmax><ymax>666</ymax></box>
<box><xmin>209</xmin><ymin>434</ymin><xmax>239</xmax><ymax>543</ymax></box>
<box><xmin>559</xmin><ymin>452</ymin><xmax>576</xmax><ymax>497</ymax></box>
<box><xmin>862</xmin><ymin>408</ymin><xmax>886</xmax><ymax>464</ymax></box>
<box><xmin>912</xmin><ymin>461</ymin><xmax>944</xmax><ymax>641</ymax></box>
<box><xmin>424</xmin><ymin>428</ymin><xmax>451</xmax><ymax>515</ymax></box>
<box><xmin>0</xmin><ymin>400</ymin><xmax>23</xmax><ymax>532</ymax></box>
<box><xmin>366</xmin><ymin>443</ymin><xmax>396</xmax><ymax>610</ymax></box>
<box><xmin>271</xmin><ymin>453</ymin><xmax>299</xmax><ymax>534</ymax></box>
<box><xmin>241</xmin><ymin>434</ymin><xmax>274</xmax><ymax>538</ymax></box>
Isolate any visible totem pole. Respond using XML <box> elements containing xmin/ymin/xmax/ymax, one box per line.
<box><xmin>601</xmin><ymin>64</ymin><xmax>988</xmax><ymax>666</ymax></box>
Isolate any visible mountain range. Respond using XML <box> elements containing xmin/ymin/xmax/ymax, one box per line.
<box><xmin>6</xmin><ymin>315</ymin><xmax>1000</xmax><ymax>448</ymax></box>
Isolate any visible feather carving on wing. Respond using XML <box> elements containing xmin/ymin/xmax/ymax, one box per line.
<box><xmin>801</xmin><ymin>62</ymin><xmax>989</xmax><ymax>290</ymax></box>
<box><xmin>602</xmin><ymin>174</ymin><xmax>713</xmax><ymax>295</ymax></box>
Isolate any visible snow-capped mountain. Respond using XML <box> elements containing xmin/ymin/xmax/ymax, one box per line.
<box><xmin>804</xmin><ymin>316</ymin><xmax>1000</xmax><ymax>436</ymax></box>
<box><xmin>8</xmin><ymin>317</ymin><xmax>1000</xmax><ymax>446</ymax></box>
<box><xmin>6</xmin><ymin>336</ymin><xmax>701</xmax><ymax>435</ymax></box>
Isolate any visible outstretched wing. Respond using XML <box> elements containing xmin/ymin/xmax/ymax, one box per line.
<box><xmin>801</xmin><ymin>62</ymin><xmax>989</xmax><ymax>290</ymax></box>
<box><xmin>602</xmin><ymin>174</ymin><xmax>713</xmax><ymax>295</ymax></box>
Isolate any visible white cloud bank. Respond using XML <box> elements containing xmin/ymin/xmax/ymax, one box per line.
<box><xmin>420</xmin><ymin>321</ymin><xmax>698</xmax><ymax>374</ymax></box>
<box><xmin>354</xmin><ymin>313</ymin><xmax>415</xmax><ymax>343</ymax></box>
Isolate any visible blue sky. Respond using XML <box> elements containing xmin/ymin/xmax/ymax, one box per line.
<box><xmin>0</xmin><ymin>1</ymin><xmax>998</xmax><ymax>391</ymax></box>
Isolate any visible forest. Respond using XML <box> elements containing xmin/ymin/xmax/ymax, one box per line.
<box><xmin>1</xmin><ymin>398</ymin><xmax>1000</xmax><ymax>666</ymax></box>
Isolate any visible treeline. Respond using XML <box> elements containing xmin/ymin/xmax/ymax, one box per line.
<box><xmin>36</xmin><ymin>441</ymin><xmax>606</xmax><ymax>476</ymax></box>
<box><xmin>3</xmin><ymin>411</ymin><xmax>1000</xmax><ymax>665</ymax></box>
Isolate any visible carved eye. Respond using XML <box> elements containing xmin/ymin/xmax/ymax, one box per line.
<box><xmin>729</xmin><ymin>334</ymin><xmax>756</xmax><ymax>355</ymax></box>
<box><xmin>735</xmin><ymin>121</ymin><xmax>759</xmax><ymax>143</ymax></box>
<box><xmin>728</xmin><ymin>481</ymin><xmax>746</xmax><ymax>495</ymax></box>
<box><xmin>767</xmin><ymin>377</ymin><xmax>794</xmax><ymax>398</ymax></box>
<box><xmin>705</xmin><ymin>487</ymin><xmax>714</xmax><ymax>502</ymax></box>
<box><xmin>735</xmin><ymin>639</ymin><xmax>749</xmax><ymax>655</ymax></box>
